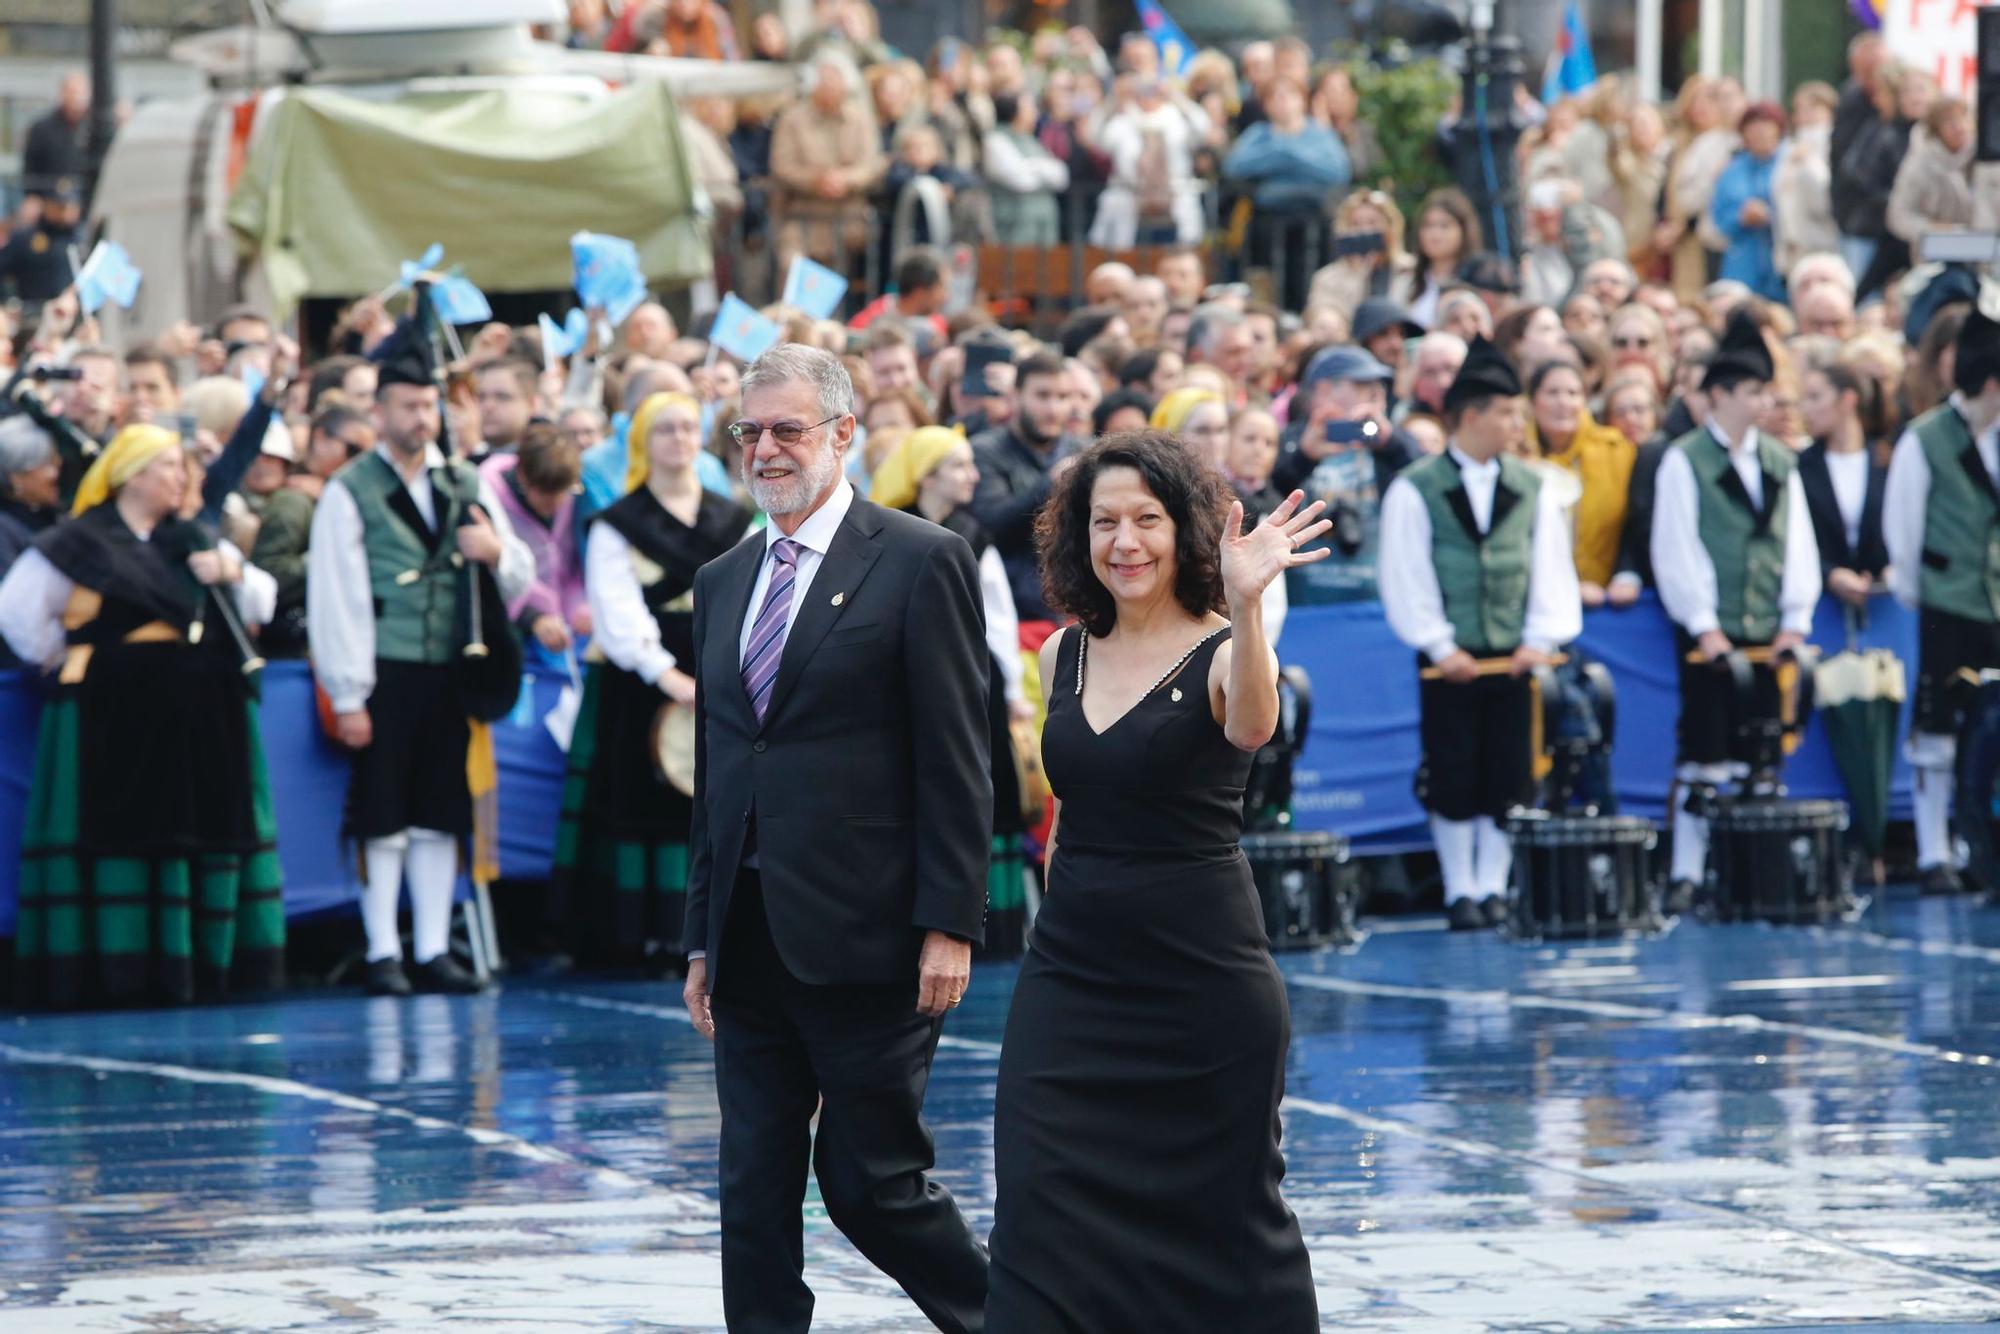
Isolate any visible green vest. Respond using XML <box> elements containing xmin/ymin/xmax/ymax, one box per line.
<box><xmin>1402</xmin><ymin>449</ymin><xmax>1542</xmax><ymax>655</ymax></box>
<box><xmin>1914</xmin><ymin>404</ymin><xmax>2000</xmax><ymax>624</ymax></box>
<box><xmin>334</xmin><ymin>451</ymin><xmax>477</xmax><ymax>665</ymax></box>
<box><xmin>1678</xmin><ymin>427</ymin><xmax>1792</xmax><ymax>644</ymax></box>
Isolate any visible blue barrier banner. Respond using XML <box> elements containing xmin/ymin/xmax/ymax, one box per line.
<box><xmin>0</xmin><ymin>664</ymin><xmax>576</xmax><ymax>937</ymax></box>
<box><xmin>1283</xmin><ymin>591</ymin><xmax>1918</xmax><ymax>849</ymax></box>
<box><xmin>0</xmin><ymin>593</ymin><xmax>1922</xmax><ymax>933</ymax></box>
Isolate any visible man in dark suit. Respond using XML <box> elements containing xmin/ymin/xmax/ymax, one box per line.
<box><xmin>681</xmin><ymin>343</ymin><xmax>992</xmax><ymax>1332</ymax></box>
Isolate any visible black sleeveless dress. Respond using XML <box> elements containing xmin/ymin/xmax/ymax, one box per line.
<box><xmin>986</xmin><ymin>624</ymin><xmax>1317</xmax><ymax>1333</ymax></box>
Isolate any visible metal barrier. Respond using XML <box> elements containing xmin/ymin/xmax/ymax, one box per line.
<box><xmin>710</xmin><ymin>178</ymin><xmax>1347</xmax><ymax>336</ymax></box>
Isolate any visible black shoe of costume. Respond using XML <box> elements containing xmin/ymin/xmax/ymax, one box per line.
<box><xmin>1920</xmin><ymin>864</ymin><xmax>1964</xmax><ymax>896</ymax></box>
<box><xmin>1663</xmin><ymin>879</ymin><xmax>1697</xmax><ymax>916</ymax></box>
<box><xmin>365</xmin><ymin>959</ymin><xmax>413</xmax><ymax>997</ymax></box>
<box><xmin>1479</xmin><ymin>895</ymin><xmax>1508</xmax><ymax>928</ymax></box>
<box><xmin>412</xmin><ymin>955</ymin><xmax>487</xmax><ymax>994</ymax></box>
<box><xmin>1447</xmin><ymin>898</ymin><xmax>1488</xmax><ymax>932</ymax></box>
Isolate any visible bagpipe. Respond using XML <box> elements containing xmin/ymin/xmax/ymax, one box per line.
<box><xmin>413</xmin><ymin>277</ymin><xmax>521</xmax><ymax>725</ymax></box>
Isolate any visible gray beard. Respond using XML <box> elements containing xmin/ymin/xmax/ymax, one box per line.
<box><xmin>743</xmin><ymin>443</ymin><xmax>840</xmax><ymax>516</ymax></box>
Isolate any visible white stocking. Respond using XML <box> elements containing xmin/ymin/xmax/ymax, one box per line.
<box><xmin>1431</xmin><ymin>816</ymin><xmax>1478</xmax><ymax>904</ymax></box>
<box><xmin>406</xmin><ymin>829</ymin><xmax>460</xmax><ymax>964</ymax></box>
<box><xmin>361</xmin><ymin>834</ymin><xmax>409</xmax><ymax>964</ymax></box>
<box><xmin>1472</xmin><ymin>816</ymin><xmax>1512</xmax><ymax>900</ymax></box>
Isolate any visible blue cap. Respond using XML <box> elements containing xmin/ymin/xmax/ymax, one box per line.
<box><xmin>1303</xmin><ymin>345</ymin><xmax>1394</xmax><ymax>387</ymax></box>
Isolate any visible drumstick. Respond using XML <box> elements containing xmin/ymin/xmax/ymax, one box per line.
<box><xmin>1420</xmin><ymin>652</ymin><xmax>1568</xmax><ymax>681</ymax></box>
<box><xmin>1684</xmin><ymin>645</ymin><xmax>1789</xmax><ymax>665</ymax></box>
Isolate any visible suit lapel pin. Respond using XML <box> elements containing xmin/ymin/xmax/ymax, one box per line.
<box><xmin>830</xmin><ymin>592</ymin><xmax>845</xmax><ymax>607</ymax></box>
<box><xmin>1170</xmin><ymin>687</ymin><xmax>1183</xmax><ymax>702</ymax></box>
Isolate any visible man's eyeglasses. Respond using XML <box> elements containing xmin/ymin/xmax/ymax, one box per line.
<box><xmin>1612</xmin><ymin>336</ymin><xmax>1654</xmax><ymax>350</ymax></box>
<box><xmin>727</xmin><ymin>415</ymin><xmax>842</xmax><ymax>446</ymax></box>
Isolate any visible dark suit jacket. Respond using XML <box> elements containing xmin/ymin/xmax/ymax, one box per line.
<box><xmin>1796</xmin><ymin>442</ymin><xmax>1889</xmax><ymax>580</ymax></box>
<box><xmin>683</xmin><ymin>496</ymin><xmax>993</xmax><ymax>989</ymax></box>
<box><xmin>1614</xmin><ymin>434</ymin><xmax>1671</xmax><ymax>587</ymax></box>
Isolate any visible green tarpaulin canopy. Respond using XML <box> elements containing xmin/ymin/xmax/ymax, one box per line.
<box><xmin>228</xmin><ymin>81</ymin><xmax>710</xmax><ymax>318</ymax></box>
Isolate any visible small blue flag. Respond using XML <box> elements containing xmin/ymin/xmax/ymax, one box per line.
<box><xmin>538</xmin><ymin>309</ymin><xmax>591</xmax><ymax>366</ymax></box>
<box><xmin>782</xmin><ymin>255</ymin><xmax>849</xmax><ymax>321</ymax></box>
<box><xmin>398</xmin><ymin>242</ymin><xmax>446</xmax><ymax>288</ymax></box>
<box><xmin>430</xmin><ymin>274</ymin><xmax>493</xmax><ymax>326</ymax></box>
<box><xmin>1541</xmin><ymin>0</ymin><xmax>1598</xmax><ymax>104</ymax></box>
<box><xmin>710</xmin><ymin>293</ymin><xmax>781</xmax><ymax>365</ymax></box>
<box><xmin>75</xmin><ymin>241</ymin><xmax>142</xmax><ymax>314</ymax></box>
<box><xmin>571</xmin><ymin>231</ymin><xmax>650</xmax><ymax>327</ymax></box>
<box><xmin>1135</xmin><ymin>0</ymin><xmax>1194</xmax><ymax>78</ymax></box>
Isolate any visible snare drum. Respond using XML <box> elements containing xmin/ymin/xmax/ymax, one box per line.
<box><xmin>1504</xmin><ymin>812</ymin><xmax>1663</xmax><ymax>941</ymax></box>
<box><xmin>1707</xmin><ymin>797</ymin><xmax>1863</xmax><ymax>924</ymax></box>
<box><xmin>1241</xmin><ymin>830</ymin><xmax>1363</xmax><ymax>951</ymax></box>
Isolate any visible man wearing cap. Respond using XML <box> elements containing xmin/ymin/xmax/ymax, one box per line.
<box><xmin>1380</xmin><ymin>336</ymin><xmax>1582</xmax><ymax>929</ymax></box>
<box><xmin>307</xmin><ymin>317</ymin><xmax>534</xmax><ymax>997</ymax></box>
<box><xmin>1650</xmin><ymin>311</ymin><xmax>1822</xmax><ymax>910</ymax></box>
<box><xmin>1883</xmin><ymin>308</ymin><xmax>2000</xmax><ymax>894</ymax></box>
<box><xmin>1272</xmin><ymin>345</ymin><xmax>1415</xmax><ymax>604</ymax></box>
<box><xmin>1351</xmin><ymin>297</ymin><xmax>1426</xmax><ymax>407</ymax></box>
<box><xmin>0</xmin><ymin>179</ymin><xmax>82</xmax><ymax>306</ymax></box>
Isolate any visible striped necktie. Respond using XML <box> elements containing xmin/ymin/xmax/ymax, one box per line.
<box><xmin>741</xmin><ymin>539</ymin><xmax>803</xmax><ymax>723</ymax></box>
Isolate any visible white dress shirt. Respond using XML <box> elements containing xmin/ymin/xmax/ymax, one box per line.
<box><xmin>306</xmin><ymin>444</ymin><xmax>535</xmax><ymax>714</ymax></box>
<box><xmin>0</xmin><ymin>538</ymin><xmax>275</xmax><ymax>671</ymax></box>
<box><xmin>738</xmin><ymin>479</ymin><xmax>855</xmax><ymax>664</ymax></box>
<box><xmin>1378</xmin><ymin>444</ymin><xmax>1583</xmax><ymax>663</ymax></box>
<box><xmin>1824</xmin><ymin>448</ymin><xmax>1871</xmax><ymax>553</ymax></box>
<box><xmin>585</xmin><ymin>506</ymin><xmax>760</xmax><ymax>686</ymax></box>
<box><xmin>1650</xmin><ymin>422</ymin><xmax>1822</xmax><ymax>638</ymax></box>
<box><xmin>977</xmin><ymin>544</ymin><xmax>1026</xmax><ymax>706</ymax></box>
<box><xmin>1883</xmin><ymin>396</ymin><xmax>1999</xmax><ymax>608</ymax></box>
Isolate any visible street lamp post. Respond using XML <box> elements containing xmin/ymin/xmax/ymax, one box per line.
<box><xmin>87</xmin><ymin>0</ymin><xmax>118</xmax><ymax>207</ymax></box>
<box><xmin>1451</xmin><ymin>0</ymin><xmax>1527</xmax><ymax>262</ymax></box>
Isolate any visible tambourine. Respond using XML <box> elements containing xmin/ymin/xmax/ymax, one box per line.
<box><xmin>651</xmin><ymin>700</ymin><xmax>698</xmax><ymax>796</ymax></box>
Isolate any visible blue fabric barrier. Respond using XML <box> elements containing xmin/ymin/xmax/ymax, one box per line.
<box><xmin>0</xmin><ymin>593</ymin><xmax>1921</xmax><ymax>933</ymax></box>
<box><xmin>0</xmin><ymin>663</ymin><xmax>575</xmax><ymax>937</ymax></box>
<box><xmin>1286</xmin><ymin>591</ymin><xmax>1918</xmax><ymax>850</ymax></box>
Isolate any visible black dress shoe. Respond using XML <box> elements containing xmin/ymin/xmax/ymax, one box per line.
<box><xmin>1447</xmin><ymin>898</ymin><xmax>1488</xmax><ymax>932</ymax></box>
<box><xmin>1663</xmin><ymin>879</ymin><xmax>1698</xmax><ymax>916</ymax></box>
<box><xmin>1920</xmin><ymin>864</ymin><xmax>1965</xmax><ymax>896</ymax></box>
<box><xmin>365</xmin><ymin>959</ymin><xmax>413</xmax><ymax>997</ymax></box>
<box><xmin>1479</xmin><ymin>894</ymin><xmax>1508</xmax><ymax>928</ymax></box>
<box><xmin>411</xmin><ymin>955</ymin><xmax>488</xmax><ymax>994</ymax></box>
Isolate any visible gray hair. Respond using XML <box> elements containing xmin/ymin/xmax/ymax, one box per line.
<box><xmin>1413</xmin><ymin>331</ymin><xmax>1469</xmax><ymax>365</ymax></box>
<box><xmin>742</xmin><ymin>342</ymin><xmax>855</xmax><ymax>422</ymax></box>
<box><xmin>1186</xmin><ymin>302</ymin><xmax>1245</xmax><ymax>358</ymax></box>
<box><xmin>0</xmin><ymin>415</ymin><xmax>55</xmax><ymax>477</ymax></box>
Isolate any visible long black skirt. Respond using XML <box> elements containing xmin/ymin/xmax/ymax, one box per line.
<box><xmin>549</xmin><ymin>663</ymin><xmax>693</xmax><ymax>967</ymax></box>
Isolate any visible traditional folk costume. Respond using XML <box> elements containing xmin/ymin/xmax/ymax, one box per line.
<box><xmin>1379</xmin><ymin>338</ymin><xmax>1583</xmax><ymax>928</ymax></box>
<box><xmin>1650</xmin><ymin>313</ymin><xmax>1822</xmax><ymax>894</ymax></box>
<box><xmin>1883</xmin><ymin>309</ymin><xmax>2000</xmax><ymax>891</ymax></box>
<box><xmin>0</xmin><ymin>426</ymin><xmax>285</xmax><ymax>1008</ymax></box>
<box><xmin>551</xmin><ymin>393</ymin><xmax>752</xmax><ymax>968</ymax></box>
<box><xmin>872</xmin><ymin>425</ymin><xmax>1034</xmax><ymax>958</ymax></box>
<box><xmin>306</xmin><ymin>324</ymin><xmax>532</xmax><ymax>994</ymax></box>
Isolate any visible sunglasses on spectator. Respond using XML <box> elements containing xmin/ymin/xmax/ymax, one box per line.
<box><xmin>1613</xmin><ymin>335</ymin><xmax>1655</xmax><ymax>349</ymax></box>
<box><xmin>728</xmin><ymin>416</ymin><xmax>842</xmax><ymax>446</ymax></box>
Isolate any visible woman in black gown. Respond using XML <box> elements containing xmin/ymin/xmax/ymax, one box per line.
<box><xmin>986</xmin><ymin>431</ymin><xmax>1331</xmax><ymax>1332</ymax></box>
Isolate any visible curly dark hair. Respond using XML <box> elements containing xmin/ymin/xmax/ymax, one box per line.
<box><xmin>1035</xmin><ymin>431</ymin><xmax>1230</xmax><ymax>637</ymax></box>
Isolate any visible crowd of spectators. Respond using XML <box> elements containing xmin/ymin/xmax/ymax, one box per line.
<box><xmin>0</xmin><ymin>12</ymin><xmax>1988</xmax><ymax>925</ymax></box>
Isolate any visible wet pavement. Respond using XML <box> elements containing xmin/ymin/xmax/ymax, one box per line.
<box><xmin>8</xmin><ymin>891</ymin><xmax>2000</xmax><ymax>1330</ymax></box>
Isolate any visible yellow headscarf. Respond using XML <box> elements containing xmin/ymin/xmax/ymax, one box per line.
<box><xmin>70</xmin><ymin>424</ymin><xmax>182</xmax><ymax>516</ymax></box>
<box><xmin>870</xmin><ymin>426</ymin><xmax>966</xmax><ymax>511</ymax></box>
<box><xmin>624</xmin><ymin>391</ymin><xmax>703</xmax><ymax>495</ymax></box>
<box><xmin>1150</xmin><ymin>387</ymin><xmax>1224</xmax><ymax>433</ymax></box>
